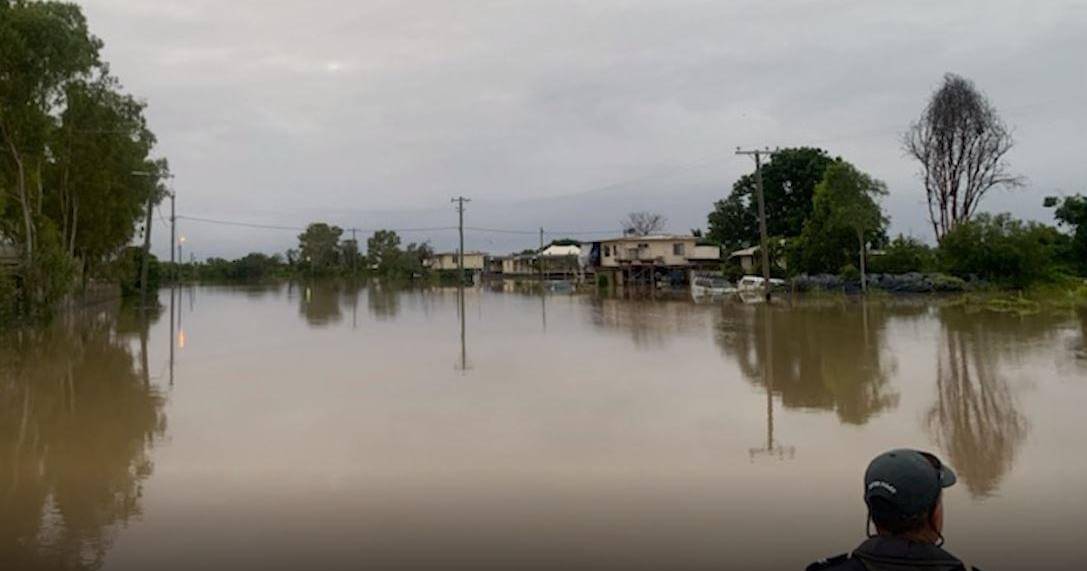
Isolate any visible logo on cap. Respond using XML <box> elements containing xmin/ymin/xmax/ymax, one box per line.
<box><xmin>867</xmin><ymin>481</ymin><xmax>897</xmax><ymax>495</ymax></box>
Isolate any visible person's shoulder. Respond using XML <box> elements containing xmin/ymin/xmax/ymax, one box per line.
<box><xmin>806</xmin><ymin>552</ymin><xmax>864</xmax><ymax>571</ymax></box>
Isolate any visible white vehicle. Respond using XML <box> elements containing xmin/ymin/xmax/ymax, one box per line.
<box><xmin>690</xmin><ymin>274</ymin><xmax>736</xmax><ymax>300</ymax></box>
<box><xmin>736</xmin><ymin>275</ymin><xmax>785</xmax><ymax>292</ymax></box>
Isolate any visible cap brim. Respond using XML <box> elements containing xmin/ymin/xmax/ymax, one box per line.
<box><xmin>939</xmin><ymin>464</ymin><xmax>957</xmax><ymax>488</ymax></box>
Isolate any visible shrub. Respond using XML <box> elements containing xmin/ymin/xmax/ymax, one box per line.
<box><xmin>839</xmin><ymin>264</ymin><xmax>861</xmax><ymax>281</ymax></box>
<box><xmin>938</xmin><ymin>213</ymin><xmax>1069</xmax><ymax>288</ymax></box>
<box><xmin>116</xmin><ymin>246</ymin><xmax>161</xmax><ymax>297</ymax></box>
<box><xmin>869</xmin><ymin>236</ymin><xmax>936</xmax><ymax>274</ymax></box>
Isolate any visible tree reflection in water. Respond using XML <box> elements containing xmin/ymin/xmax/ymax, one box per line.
<box><xmin>715</xmin><ymin>300</ymin><xmax>900</xmax><ymax>425</ymax></box>
<box><xmin>366</xmin><ymin>280</ymin><xmax>401</xmax><ymax>321</ymax></box>
<box><xmin>1076</xmin><ymin>307</ymin><xmax>1087</xmax><ymax>362</ymax></box>
<box><xmin>927</xmin><ymin>307</ymin><xmax>1031</xmax><ymax>498</ymax></box>
<box><xmin>298</xmin><ymin>281</ymin><xmax>344</xmax><ymax>327</ymax></box>
<box><xmin>0</xmin><ymin>306</ymin><xmax>167</xmax><ymax>570</ymax></box>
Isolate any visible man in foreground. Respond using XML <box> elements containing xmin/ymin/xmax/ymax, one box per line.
<box><xmin>808</xmin><ymin>448</ymin><xmax>979</xmax><ymax>571</ymax></box>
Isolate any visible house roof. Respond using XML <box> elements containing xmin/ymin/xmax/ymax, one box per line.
<box><xmin>598</xmin><ymin>234</ymin><xmax>698</xmax><ymax>244</ymax></box>
<box><xmin>729</xmin><ymin>245</ymin><xmax>760</xmax><ymax>257</ymax></box>
<box><xmin>434</xmin><ymin>251</ymin><xmax>488</xmax><ymax>257</ymax></box>
<box><xmin>540</xmin><ymin>244</ymin><xmax>581</xmax><ymax>256</ymax></box>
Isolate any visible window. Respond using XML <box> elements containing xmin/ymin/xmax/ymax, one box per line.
<box><xmin>603</xmin><ymin>245</ymin><xmax>611</xmax><ymax>257</ymax></box>
<box><xmin>673</xmin><ymin>243</ymin><xmax>686</xmax><ymax>256</ymax></box>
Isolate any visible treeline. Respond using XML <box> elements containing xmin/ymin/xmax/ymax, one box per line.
<box><xmin>707</xmin><ymin>74</ymin><xmax>1087</xmax><ymax>290</ymax></box>
<box><xmin>1</xmin><ymin>1</ymin><xmax>167</xmax><ymax>320</ymax></box>
<box><xmin>164</xmin><ymin>224</ymin><xmax>437</xmax><ymax>282</ymax></box>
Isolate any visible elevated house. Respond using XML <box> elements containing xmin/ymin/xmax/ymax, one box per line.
<box><xmin>500</xmin><ymin>254</ymin><xmax>536</xmax><ymax>276</ymax></box>
<box><xmin>495</xmin><ymin>243</ymin><xmax>583</xmax><ymax>280</ymax></box>
<box><xmin>426</xmin><ymin>251</ymin><xmax>487</xmax><ymax>273</ymax></box>
<box><xmin>593</xmin><ymin>235</ymin><xmax>720</xmax><ymax>287</ymax></box>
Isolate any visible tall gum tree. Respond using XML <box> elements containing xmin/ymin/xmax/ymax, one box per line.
<box><xmin>904</xmin><ymin>73</ymin><xmax>1022</xmax><ymax>243</ymax></box>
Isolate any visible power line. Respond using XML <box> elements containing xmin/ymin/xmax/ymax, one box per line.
<box><xmin>174</xmin><ymin>215</ymin><xmax>622</xmax><ymax>239</ymax></box>
<box><xmin>175</xmin><ymin>215</ymin><xmax>458</xmax><ymax>234</ymax></box>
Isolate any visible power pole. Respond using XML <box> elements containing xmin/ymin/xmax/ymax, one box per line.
<box><xmin>139</xmin><ymin>188</ymin><xmax>154</xmax><ymax>309</ymax></box>
<box><xmin>169</xmin><ymin>192</ymin><xmax>176</xmax><ymax>266</ymax></box>
<box><xmin>351</xmin><ymin>227</ymin><xmax>357</xmax><ymax>276</ymax></box>
<box><xmin>451</xmin><ymin>196</ymin><xmax>470</xmax><ymax>284</ymax></box>
<box><xmin>736</xmin><ymin>147</ymin><xmax>775</xmax><ymax>301</ymax></box>
<box><xmin>538</xmin><ymin>227</ymin><xmax>545</xmax><ymax>282</ymax></box>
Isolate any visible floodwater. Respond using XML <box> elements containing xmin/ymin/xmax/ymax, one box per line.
<box><xmin>2</xmin><ymin>282</ymin><xmax>1086</xmax><ymax>571</ymax></box>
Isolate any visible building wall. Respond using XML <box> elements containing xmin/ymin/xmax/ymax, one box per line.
<box><xmin>501</xmin><ymin>257</ymin><xmax>534</xmax><ymax>275</ymax></box>
<box><xmin>434</xmin><ymin>253</ymin><xmax>486</xmax><ymax>271</ymax></box>
<box><xmin>599</xmin><ymin>238</ymin><xmax>700</xmax><ymax>268</ymax></box>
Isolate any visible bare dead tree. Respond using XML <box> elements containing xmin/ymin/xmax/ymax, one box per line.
<box><xmin>621</xmin><ymin>211</ymin><xmax>667</xmax><ymax>236</ymax></box>
<box><xmin>904</xmin><ymin>73</ymin><xmax>1022</xmax><ymax>242</ymax></box>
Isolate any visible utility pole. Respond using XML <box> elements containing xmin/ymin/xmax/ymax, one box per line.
<box><xmin>170</xmin><ymin>191</ymin><xmax>176</xmax><ymax>269</ymax></box>
<box><xmin>140</xmin><ymin>187</ymin><xmax>154</xmax><ymax>308</ymax></box>
<box><xmin>538</xmin><ymin>227</ymin><xmax>545</xmax><ymax>282</ymax></box>
<box><xmin>736</xmin><ymin>147</ymin><xmax>775</xmax><ymax>301</ymax></box>
<box><xmin>351</xmin><ymin>227</ymin><xmax>357</xmax><ymax>276</ymax></box>
<box><xmin>451</xmin><ymin>196</ymin><xmax>470</xmax><ymax>284</ymax></box>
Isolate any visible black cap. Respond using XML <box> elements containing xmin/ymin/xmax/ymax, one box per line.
<box><xmin>864</xmin><ymin>449</ymin><xmax>957</xmax><ymax>518</ymax></box>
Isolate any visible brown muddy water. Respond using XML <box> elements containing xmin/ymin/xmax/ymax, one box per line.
<box><xmin>2</xmin><ymin>282</ymin><xmax>1086</xmax><ymax>570</ymax></box>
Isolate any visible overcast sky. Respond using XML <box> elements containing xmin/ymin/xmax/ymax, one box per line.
<box><xmin>81</xmin><ymin>0</ymin><xmax>1086</xmax><ymax>258</ymax></box>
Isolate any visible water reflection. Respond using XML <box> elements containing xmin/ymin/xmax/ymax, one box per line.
<box><xmin>367</xmin><ymin>281</ymin><xmax>400</xmax><ymax>321</ymax></box>
<box><xmin>299</xmin><ymin>281</ymin><xmax>344</xmax><ymax>327</ymax></box>
<box><xmin>0</xmin><ymin>306</ymin><xmax>167</xmax><ymax>570</ymax></box>
<box><xmin>926</xmin><ymin>308</ymin><xmax>1029</xmax><ymax>498</ymax></box>
<box><xmin>1075</xmin><ymin>308</ymin><xmax>1087</xmax><ymax>362</ymax></box>
<box><xmin>587</xmin><ymin>297</ymin><xmax>707</xmax><ymax>349</ymax></box>
<box><xmin>456</xmin><ymin>286</ymin><xmax>470</xmax><ymax>372</ymax></box>
<box><xmin>715</xmin><ymin>301</ymin><xmax>899</xmax><ymax>425</ymax></box>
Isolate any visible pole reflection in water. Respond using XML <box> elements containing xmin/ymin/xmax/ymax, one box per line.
<box><xmin>456</xmin><ymin>285</ymin><xmax>470</xmax><ymax>372</ymax></box>
<box><xmin>169</xmin><ymin>286</ymin><xmax>175</xmax><ymax>387</ymax></box>
<box><xmin>748</xmin><ymin>304</ymin><xmax>794</xmax><ymax>461</ymax></box>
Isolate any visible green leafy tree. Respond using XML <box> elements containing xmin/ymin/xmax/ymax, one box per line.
<box><xmin>868</xmin><ymin>235</ymin><xmax>937</xmax><ymax>274</ymax></box>
<box><xmin>938</xmin><ymin>213</ymin><xmax>1068</xmax><ymax>287</ymax></box>
<box><xmin>1048</xmin><ymin>194</ymin><xmax>1087</xmax><ymax>275</ymax></box>
<box><xmin>366</xmin><ymin>229</ymin><xmax>402</xmax><ymax>275</ymax></box>
<box><xmin>0</xmin><ymin>0</ymin><xmax>102</xmax><ymax>266</ymax></box>
<box><xmin>297</xmin><ymin>223</ymin><xmax>343</xmax><ymax>275</ymax></box>
<box><xmin>790</xmin><ymin>162</ymin><xmax>888</xmax><ymax>282</ymax></box>
<box><xmin>400</xmin><ymin>241</ymin><xmax>434</xmax><ymax>276</ymax></box>
<box><xmin>813</xmin><ymin>162</ymin><xmax>888</xmax><ymax>292</ymax></box>
<box><xmin>45</xmin><ymin>75</ymin><xmax>158</xmax><ymax>271</ymax></box>
<box><xmin>708</xmin><ymin>147</ymin><xmax>835</xmax><ymax>252</ymax></box>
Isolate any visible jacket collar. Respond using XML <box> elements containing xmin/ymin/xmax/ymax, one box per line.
<box><xmin>853</xmin><ymin>536</ymin><xmax>964</xmax><ymax>568</ymax></box>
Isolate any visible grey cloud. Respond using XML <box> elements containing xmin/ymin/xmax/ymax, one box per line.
<box><xmin>80</xmin><ymin>0</ymin><xmax>1087</xmax><ymax>258</ymax></box>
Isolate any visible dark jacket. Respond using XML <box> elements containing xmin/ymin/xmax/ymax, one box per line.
<box><xmin>807</xmin><ymin>537</ymin><xmax>978</xmax><ymax>571</ymax></box>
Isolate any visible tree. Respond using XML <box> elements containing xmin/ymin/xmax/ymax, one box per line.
<box><xmin>621</xmin><ymin>211</ymin><xmax>667</xmax><ymax>236</ymax></box>
<box><xmin>1048</xmin><ymin>194</ymin><xmax>1087</xmax><ymax>275</ymax></box>
<box><xmin>938</xmin><ymin>213</ymin><xmax>1066</xmax><ymax>287</ymax></box>
<box><xmin>296</xmin><ymin>223</ymin><xmax>343</xmax><ymax>274</ymax></box>
<box><xmin>814</xmin><ymin>162</ymin><xmax>888</xmax><ymax>292</ymax></box>
<box><xmin>707</xmin><ymin>147</ymin><xmax>835</xmax><ymax>252</ymax></box>
<box><xmin>46</xmin><ymin>75</ymin><xmax>158</xmax><ymax>269</ymax></box>
<box><xmin>366</xmin><ymin>229</ymin><xmax>402</xmax><ymax>274</ymax></box>
<box><xmin>0</xmin><ymin>0</ymin><xmax>102</xmax><ymax>265</ymax></box>
<box><xmin>868</xmin><ymin>235</ymin><xmax>937</xmax><ymax>274</ymax></box>
<box><xmin>401</xmin><ymin>241</ymin><xmax>434</xmax><ymax>276</ymax></box>
<box><xmin>905</xmin><ymin>73</ymin><xmax>1022</xmax><ymax>243</ymax></box>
